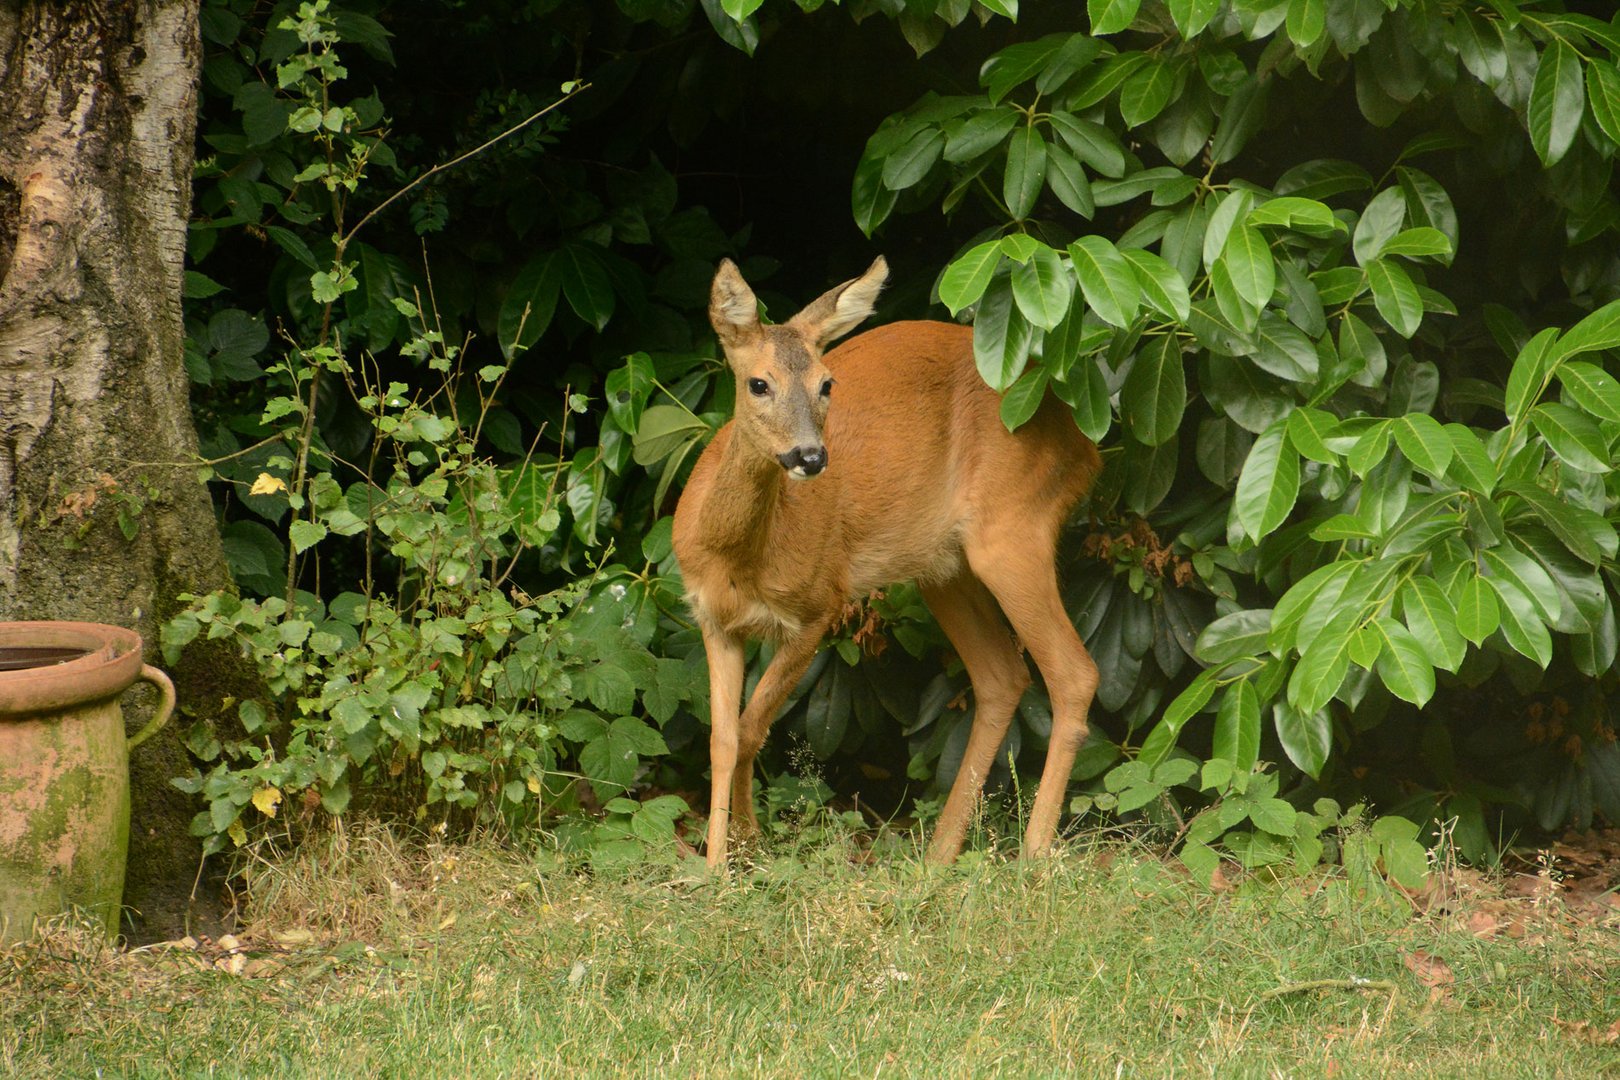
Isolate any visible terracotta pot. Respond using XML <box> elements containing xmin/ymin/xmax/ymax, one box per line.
<box><xmin>0</xmin><ymin>622</ymin><xmax>174</xmax><ymax>943</ymax></box>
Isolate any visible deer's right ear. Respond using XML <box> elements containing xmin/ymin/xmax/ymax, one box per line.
<box><xmin>710</xmin><ymin>259</ymin><xmax>761</xmax><ymax>349</ymax></box>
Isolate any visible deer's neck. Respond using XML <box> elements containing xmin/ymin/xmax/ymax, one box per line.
<box><xmin>697</xmin><ymin>430</ymin><xmax>795</xmax><ymax>559</ymax></box>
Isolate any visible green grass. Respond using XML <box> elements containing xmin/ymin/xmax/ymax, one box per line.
<box><xmin>4</xmin><ymin>825</ymin><xmax>1617</xmax><ymax>1078</ymax></box>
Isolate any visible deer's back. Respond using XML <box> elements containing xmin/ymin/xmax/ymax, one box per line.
<box><xmin>823</xmin><ymin>321</ymin><xmax>1099</xmax><ymax>592</ymax></box>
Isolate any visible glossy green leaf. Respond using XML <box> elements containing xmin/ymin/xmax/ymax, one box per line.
<box><xmin>1557</xmin><ymin>361</ymin><xmax>1620</xmax><ymax>421</ymax></box>
<box><xmin>1168</xmin><ymin>0</ymin><xmax>1221</xmax><ymax>38</ymax></box>
<box><xmin>1586</xmin><ymin>59</ymin><xmax>1620</xmax><ymax>147</ymax></box>
<box><xmin>1122</xmin><ymin>335</ymin><xmax>1185</xmax><ymax>447</ymax></box>
<box><xmin>1138</xmin><ymin>669</ymin><xmax>1217</xmax><ymax>767</ymax></box>
<box><xmin>1213</xmin><ymin>680</ymin><xmax>1261</xmax><ymax>772</ymax></box>
<box><xmin>1373</xmin><ymin>617</ymin><xmax>1435</xmax><ymax>706</ymax></box>
<box><xmin>939</xmin><ymin>240</ymin><xmax>1003</xmax><ymax>316</ymax></box>
<box><xmin>1528</xmin><ymin>38</ymin><xmax>1583</xmax><ymax>167</ymax></box>
<box><xmin>1045</xmin><ymin>144</ymin><xmax>1096</xmax><ymax>217</ymax></box>
<box><xmin>1235</xmin><ymin>420</ymin><xmax>1300</xmax><ymax>542</ymax></box>
<box><xmin>1453</xmin><ymin>574</ymin><xmax>1500</xmax><ymax>646</ymax></box>
<box><xmin>1392</xmin><ymin>413</ymin><xmax>1453</xmax><ymax>478</ymax></box>
<box><xmin>1504</xmin><ymin>480</ymin><xmax>1617</xmax><ymax>565</ymax></box>
<box><xmin>1089</xmin><ymin>0</ymin><xmax>1142</xmax><ymax>36</ymax></box>
<box><xmin>944</xmin><ymin>107</ymin><xmax>1020</xmax><ymax>162</ymax></box>
<box><xmin>1010</xmin><ymin>242</ymin><xmax>1073</xmax><ymax>330</ymax></box>
<box><xmin>1287</xmin><ymin>407</ymin><xmax>1340</xmax><ymax>464</ymax></box>
<box><xmin>1195</xmin><ymin>608</ymin><xmax>1272</xmax><ymax>664</ymax></box>
<box><xmin>1444</xmin><ymin>424</ymin><xmax>1497</xmax><ymax>495</ymax></box>
<box><xmin>973</xmin><ymin>276</ymin><xmax>1034</xmax><ymax>392</ymax></box>
<box><xmin>1048</xmin><ymin>113</ymin><xmax>1127</xmax><ymax>177</ymax></box>
<box><xmin>1004</xmin><ymin>125</ymin><xmax>1049</xmax><ymax>219</ymax></box>
<box><xmin>1556</xmin><ymin>297</ymin><xmax>1620</xmax><ymax>361</ymax></box>
<box><xmin>1120</xmin><ymin>56</ymin><xmax>1176</xmax><ymax>127</ymax></box>
<box><xmin>1491</xmin><ymin>576</ymin><xmax>1553</xmax><ymax>668</ymax></box>
<box><xmin>1069</xmin><ymin>236</ymin><xmax>1140</xmax><ymax>329</ymax></box>
<box><xmin>1251</xmin><ymin>316</ymin><xmax>1317</xmax><ymax>383</ymax></box>
<box><xmin>1273</xmin><ymin>700</ymin><xmax>1332</xmax><ymax>778</ymax></box>
<box><xmin>1221</xmin><ymin>225</ymin><xmax>1276</xmax><ymax>309</ymax></box>
<box><xmin>1286</xmin><ymin>0</ymin><xmax>1325</xmax><ymax>48</ymax></box>
<box><xmin>1531</xmin><ymin>403</ymin><xmax>1612</xmax><ymax>473</ymax></box>
<box><xmin>1366</xmin><ymin>259</ymin><xmax>1423</xmax><ymax>338</ymax></box>
<box><xmin>1481</xmin><ymin>545</ymin><xmax>1561</xmax><ymax>625</ymax></box>
<box><xmin>1120</xmin><ymin>247</ymin><xmax>1191</xmax><ymax>321</ymax></box>
<box><xmin>1210</xmin><ymin>76</ymin><xmax>1268</xmax><ymax>164</ymax></box>
<box><xmin>1505</xmin><ymin>327</ymin><xmax>1559</xmax><ymax>423</ymax></box>
<box><xmin>1395</xmin><ymin>167</ymin><xmax>1459</xmax><ymax>246</ymax></box>
<box><xmin>1380</xmin><ymin>227</ymin><xmax>1454</xmax><ymax>264</ymax></box>
<box><xmin>882</xmin><ymin>126</ymin><xmax>946</xmax><ymax>190</ymax></box>
<box><xmin>1399</xmin><ymin>577</ymin><xmax>1466</xmax><ymax>673</ymax></box>
<box><xmin>1352</xmin><ymin>188</ymin><xmax>1407</xmax><ymax>265</ymax></box>
<box><xmin>999</xmin><ymin>366</ymin><xmax>1051</xmax><ymax>432</ymax></box>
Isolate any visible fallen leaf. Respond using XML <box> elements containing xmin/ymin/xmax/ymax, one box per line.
<box><xmin>1465</xmin><ymin>911</ymin><xmax>1501</xmax><ymax>939</ymax></box>
<box><xmin>1401</xmin><ymin>949</ymin><xmax>1455</xmax><ymax>990</ymax></box>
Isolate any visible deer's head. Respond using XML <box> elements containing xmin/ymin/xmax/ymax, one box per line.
<box><xmin>709</xmin><ymin>256</ymin><xmax>888</xmax><ymax>480</ymax></box>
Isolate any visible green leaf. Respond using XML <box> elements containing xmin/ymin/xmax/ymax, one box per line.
<box><xmin>1252</xmin><ymin>316</ymin><xmax>1318</xmax><ymax>383</ymax></box>
<box><xmin>1167</xmin><ymin>0</ymin><xmax>1220</xmax><ymax>39</ymax></box>
<box><xmin>1399</xmin><ymin>578</ymin><xmax>1467</xmax><ymax>673</ymax></box>
<box><xmin>980</xmin><ymin>32</ymin><xmax>1070</xmax><ymax>104</ymax></box>
<box><xmin>1247</xmin><ymin>196</ymin><xmax>1342</xmax><ymax>235</ymax></box>
<box><xmin>1273</xmin><ymin>700</ymin><xmax>1332</xmax><ymax>779</ymax></box>
<box><xmin>1557</xmin><ymin>361</ymin><xmax>1620</xmax><ymax>421</ymax></box>
<box><xmin>1004</xmin><ymin>126</ymin><xmax>1048</xmax><ymax>219</ymax></box>
<box><xmin>1586</xmin><ymin>59</ymin><xmax>1620</xmax><ymax>147</ymax></box>
<box><xmin>604</xmin><ymin>353</ymin><xmax>656</xmax><ymax>434</ymax></box>
<box><xmin>1119</xmin><ymin>56</ymin><xmax>1176</xmax><ymax>127</ymax></box>
<box><xmin>1504</xmin><ymin>480</ymin><xmax>1617</xmax><ymax>565</ymax></box>
<box><xmin>1220</xmin><ymin>225</ymin><xmax>1276</xmax><ymax>309</ymax></box>
<box><xmin>939</xmin><ymin>240</ymin><xmax>1004</xmax><ymax>316</ymax></box>
<box><xmin>1531</xmin><ymin>403</ymin><xmax>1612</xmax><ymax>473</ymax></box>
<box><xmin>1121</xmin><ymin>336</ymin><xmax>1185</xmax><ymax>447</ymax></box>
<box><xmin>1453</xmin><ymin>574</ymin><xmax>1500</xmax><ymax>646</ymax></box>
<box><xmin>1045</xmin><ymin>144</ymin><xmax>1096</xmax><ymax>218</ymax></box>
<box><xmin>1557</xmin><ymin>298</ymin><xmax>1620</xmax><ymax>361</ymax></box>
<box><xmin>1235</xmin><ymin>420</ymin><xmax>1300</xmax><ymax>542</ymax></box>
<box><xmin>1194</xmin><ymin>609</ymin><xmax>1271</xmax><ymax>666</ymax></box>
<box><xmin>1286</xmin><ymin>408</ymin><xmax>1340</xmax><ymax>464</ymax></box>
<box><xmin>1506</xmin><ymin>327</ymin><xmax>1560</xmax><ymax>424</ymax></box>
<box><xmin>1069</xmin><ymin>236</ymin><xmax>1140</xmax><ymax>329</ymax></box>
<box><xmin>1120</xmin><ymin>248</ymin><xmax>1190</xmax><ymax>321</ymax></box>
<box><xmin>632</xmin><ymin>405</ymin><xmax>708</xmax><ymax>467</ymax></box>
<box><xmin>973</xmin><ymin>274</ymin><xmax>1034</xmax><ymax>391</ymax></box>
<box><xmin>1528</xmin><ymin>38</ymin><xmax>1584</xmax><ymax>167</ymax></box>
<box><xmin>1490</xmin><ymin>576</ymin><xmax>1553</xmax><ymax>668</ymax></box>
<box><xmin>1285</xmin><ymin>0</ymin><xmax>1325</xmax><ymax>48</ymax></box>
<box><xmin>1089</xmin><ymin>0</ymin><xmax>1142</xmax><ymax>36</ymax></box>
<box><xmin>498</xmin><ymin>252</ymin><xmax>560</xmax><ymax>358</ymax></box>
<box><xmin>1373</xmin><ymin>617</ymin><xmax>1435</xmax><ymax>706</ymax></box>
<box><xmin>1010</xmin><ymin>243</ymin><xmax>1073</xmax><ymax>330</ymax></box>
<box><xmin>1380</xmin><ymin>227</ymin><xmax>1454</xmax><ymax>264</ymax></box>
<box><xmin>1444</xmin><ymin>424</ymin><xmax>1497</xmax><ymax>495</ymax></box>
<box><xmin>1213</xmin><ymin>680</ymin><xmax>1260</xmax><ymax>772</ymax></box>
<box><xmin>1138</xmin><ymin>669</ymin><xmax>1218</xmax><ymax>767</ymax></box>
<box><xmin>1352</xmin><ymin>187</ymin><xmax>1407</xmax><ymax>265</ymax></box>
<box><xmin>945</xmin><ymin>107</ymin><xmax>1020</xmax><ymax>162</ymax></box>
<box><xmin>1481</xmin><ymin>545</ymin><xmax>1562</xmax><ymax>625</ymax></box>
<box><xmin>881</xmin><ymin>126</ymin><xmax>946</xmax><ymax>190</ymax></box>
<box><xmin>851</xmin><ymin>153</ymin><xmax>897</xmax><ymax>237</ymax></box>
<box><xmin>1366</xmin><ymin>259</ymin><xmax>1423</xmax><ymax>338</ymax></box>
<box><xmin>1049</xmin><ymin>114</ymin><xmax>1126</xmax><ymax>177</ymax></box>
<box><xmin>1392</xmin><ymin>413</ymin><xmax>1453</xmax><ymax>478</ymax></box>
<box><xmin>289</xmin><ymin>519</ymin><xmax>326</xmax><ymax>554</ymax></box>
<box><xmin>555</xmin><ymin>244</ymin><xmax>615</xmax><ymax>331</ymax></box>
<box><xmin>1210</xmin><ymin>76</ymin><xmax>1268</xmax><ymax>164</ymax></box>
<box><xmin>999</xmin><ymin>367</ymin><xmax>1051</xmax><ymax>432</ymax></box>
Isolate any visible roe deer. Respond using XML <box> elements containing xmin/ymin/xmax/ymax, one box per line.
<box><xmin>672</xmin><ymin>256</ymin><xmax>1102</xmax><ymax>869</ymax></box>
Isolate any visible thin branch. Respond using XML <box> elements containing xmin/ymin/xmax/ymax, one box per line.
<box><xmin>341</xmin><ymin>82</ymin><xmax>591</xmax><ymax>249</ymax></box>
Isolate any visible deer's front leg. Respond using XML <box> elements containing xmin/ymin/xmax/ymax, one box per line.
<box><xmin>702</xmin><ymin>626</ymin><xmax>747</xmax><ymax>870</ymax></box>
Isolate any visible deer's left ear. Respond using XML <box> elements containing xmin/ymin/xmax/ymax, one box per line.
<box><xmin>710</xmin><ymin>259</ymin><xmax>762</xmax><ymax>349</ymax></box>
<box><xmin>790</xmin><ymin>256</ymin><xmax>888</xmax><ymax>348</ymax></box>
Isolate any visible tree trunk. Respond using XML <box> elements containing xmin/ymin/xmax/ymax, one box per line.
<box><xmin>0</xmin><ymin>1</ymin><xmax>237</xmax><ymax>939</ymax></box>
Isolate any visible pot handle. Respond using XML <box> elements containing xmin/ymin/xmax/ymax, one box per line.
<box><xmin>127</xmin><ymin>664</ymin><xmax>176</xmax><ymax>751</ymax></box>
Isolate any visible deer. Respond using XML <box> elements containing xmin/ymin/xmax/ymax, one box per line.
<box><xmin>671</xmin><ymin>256</ymin><xmax>1103</xmax><ymax>870</ymax></box>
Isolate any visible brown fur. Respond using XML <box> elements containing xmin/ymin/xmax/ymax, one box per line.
<box><xmin>673</xmin><ymin>258</ymin><xmax>1102</xmax><ymax>868</ymax></box>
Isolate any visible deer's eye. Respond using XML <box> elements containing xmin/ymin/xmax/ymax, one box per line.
<box><xmin>748</xmin><ymin>377</ymin><xmax>769</xmax><ymax>397</ymax></box>
<box><xmin>819</xmin><ymin>378</ymin><xmax>833</xmax><ymax>397</ymax></box>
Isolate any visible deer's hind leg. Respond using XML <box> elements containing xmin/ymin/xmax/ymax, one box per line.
<box><xmin>963</xmin><ymin>522</ymin><xmax>1099</xmax><ymax>858</ymax></box>
<box><xmin>921</xmin><ymin>573</ymin><xmax>1033</xmax><ymax>864</ymax></box>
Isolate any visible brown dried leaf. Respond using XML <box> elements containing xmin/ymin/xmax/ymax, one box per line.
<box><xmin>1401</xmin><ymin>949</ymin><xmax>1455</xmax><ymax>990</ymax></box>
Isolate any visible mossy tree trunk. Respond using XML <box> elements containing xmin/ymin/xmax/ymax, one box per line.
<box><xmin>0</xmin><ymin>1</ymin><xmax>240</xmax><ymax>938</ymax></box>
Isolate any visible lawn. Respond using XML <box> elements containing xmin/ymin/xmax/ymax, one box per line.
<box><xmin>4</xmin><ymin>825</ymin><xmax>1617</xmax><ymax>1078</ymax></box>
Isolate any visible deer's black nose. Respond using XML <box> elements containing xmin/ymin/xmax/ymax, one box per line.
<box><xmin>777</xmin><ymin>445</ymin><xmax>828</xmax><ymax>476</ymax></box>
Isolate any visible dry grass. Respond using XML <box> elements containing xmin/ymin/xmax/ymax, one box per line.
<box><xmin>3</xmin><ymin>822</ymin><xmax>1618</xmax><ymax>1078</ymax></box>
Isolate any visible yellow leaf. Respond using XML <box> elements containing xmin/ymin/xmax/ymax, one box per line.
<box><xmin>438</xmin><ymin>912</ymin><xmax>457</xmax><ymax>930</ymax></box>
<box><xmin>252</xmin><ymin>785</ymin><xmax>282</xmax><ymax>819</ymax></box>
<box><xmin>227</xmin><ymin>819</ymin><xmax>247</xmax><ymax>847</ymax></box>
<box><xmin>526</xmin><ymin>775</ymin><xmax>541</xmax><ymax>794</ymax></box>
<box><xmin>250</xmin><ymin>472</ymin><xmax>288</xmax><ymax>495</ymax></box>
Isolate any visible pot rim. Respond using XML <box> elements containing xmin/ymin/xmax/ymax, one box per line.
<box><xmin>0</xmin><ymin>621</ymin><xmax>146</xmax><ymax>718</ymax></box>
